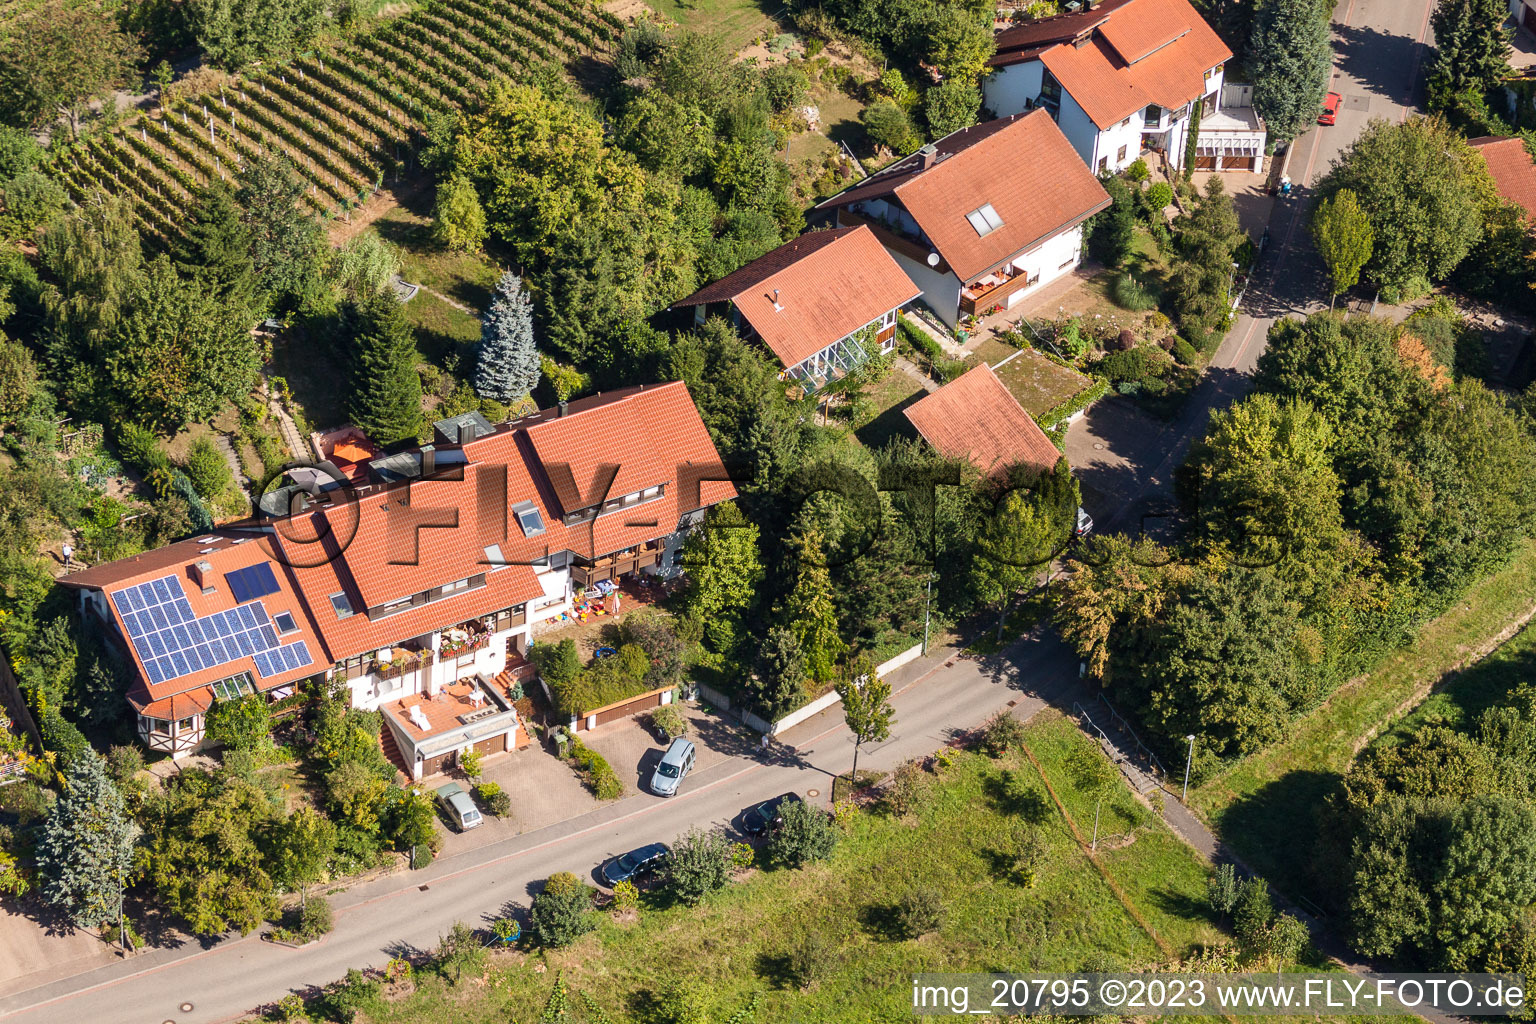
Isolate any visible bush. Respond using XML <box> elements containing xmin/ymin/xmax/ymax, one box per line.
<box><xmin>529</xmin><ymin>873</ymin><xmax>594</xmax><ymax>948</ymax></box>
<box><xmin>648</xmin><ymin>703</ymin><xmax>688</xmax><ymax>742</ymax></box>
<box><xmin>978</xmin><ymin>710</ymin><xmax>1025</xmax><ymax>757</ymax></box>
<box><xmin>473</xmin><ymin>781</ymin><xmax>510</xmax><ymax>817</ymax></box>
<box><xmin>432</xmin><ymin>921</ymin><xmax>487</xmax><ymax>983</ymax></box>
<box><xmin>611</xmin><ymin>879</ymin><xmax>639</xmax><ymax>910</ymax></box>
<box><xmin>0</xmin><ymin>782</ymin><xmax>50</xmax><ymax>824</ymax></box>
<box><xmin>862</xmin><ymin>100</ymin><xmax>918</xmax><ymax>153</ymax></box>
<box><xmin>1126</xmin><ymin>158</ymin><xmax>1149</xmax><ymax>182</ymax></box>
<box><xmin>39</xmin><ymin>709</ymin><xmax>89</xmax><ymax>771</ymax></box>
<box><xmin>570</xmin><ymin>740</ymin><xmax>623</xmax><ymax>800</ymax></box>
<box><xmin>785</xmin><ymin>930</ymin><xmax>834</xmax><ymax>989</ymax></box>
<box><xmin>1146</xmin><ymin>181</ymin><xmax>1174</xmax><ymax>210</ymax></box>
<box><xmin>730</xmin><ymin>842</ymin><xmax>755</xmax><ymax>869</ymax></box>
<box><xmin>1096</xmin><ymin>347</ymin><xmax>1157</xmax><ymax>385</ymax></box>
<box><xmin>531</xmin><ymin>638</ymin><xmax>582</xmax><ymax>689</ymax></box>
<box><xmin>766</xmin><ymin>799</ymin><xmax>839</xmax><ymax>867</ymax></box>
<box><xmin>105</xmin><ymin>744</ymin><xmax>144</xmax><ymax>785</ymax></box>
<box><xmin>894</xmin><ymin>886</ymin><xmax>944</xmax><ymax>938</ymax></box>
<box><xmin>316</xmin><ymin>967</ymin><xmax>379</xmax><ymax>1023</ymax></box>
<box><xmin>273</xmin><ymin>992</ymin><xmax>307</xmax><ymax>1021</ymax></box>
<box><xmin>884</xmin><ymin>760</ymin><xmax>928</xmax><ymax>816</ymax></box>
<box><xmin>1110</xmin><ymin>273</ymin><xmax>1157</xmax><ymax>312</ymax></box>
<box><xmin>456</xmin><ymin>747</ymin><xmax>482</xmax><ymax>781</ymax></box>
<box><xmin>300</xmin><ymin>896</ymin><xmax>333</xmax><ymax>938</ymax></box>
<box><xmin>1171</xmin><ymin>338</ymin><xmax>1199</xmax><ymax>366</ymax></box>
<box><xmin>183</xmin><ymin>435</ymin><xmax>233</xmax><ymax>501</ymax></box>
<box><xmin>666</xmin><ymin>827</ymin><xmax>733</xmax><ymax>905</ymax></box>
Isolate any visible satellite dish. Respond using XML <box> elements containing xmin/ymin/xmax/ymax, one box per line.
<box><xmin>926</xmin><ymin>252</ymin><xmax>941</xmax><ymax>267</ymax></box>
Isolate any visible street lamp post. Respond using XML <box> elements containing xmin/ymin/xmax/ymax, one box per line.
<box><xmin>921</xmin><ymin>572</ymin><xmax>934</xmax><ymax>655</ymax></box>
<box><xmin>1226</xmin><ymin>261</ymin><xmax>1240</xmax><ymax>307</ymax></box>
<box><xmin>1182</xmin><ymin>734</ymin><xmax>1196</xmax><ymax>801</ymax></box>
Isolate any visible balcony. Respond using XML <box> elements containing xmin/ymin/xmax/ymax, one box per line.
<box><xmin>960</xmin><ymin>267</ymin><xmax>1040</xmax><ymax>317</ymax></box>
<box><xmin>571</xmin><ymin>541</ymin><xmax>663</xmax><ymax>588</ymax></box>
<box><xmin>376</xmin><ymin>649</ymin><xmax>435</xmax><ymax>681</ymax></box>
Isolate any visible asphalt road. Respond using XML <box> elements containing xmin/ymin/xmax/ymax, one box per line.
<box><xmin>0</xmin><ymin>634</ymin><xmax>1083</xmax><ymax>1024</ymax></box>
<box><xmin>1074</xmin><ymin>0</ymin><xmax>1436</xmax><ymax>537</ymax></box>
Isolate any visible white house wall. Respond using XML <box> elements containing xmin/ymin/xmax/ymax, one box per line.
<box><xmin>1007</xmin><ymin>225</ymin><xmax>1086</xmax><ymax>306</ymax></box>
<box><xmin>982</xmin><ymin>62</ymin><xmax>1043</xmax><ymax>120</ymax></box>
<box><xmin>885</xmin><ymin>247</ymin><xmax>963</xmax><ymax>328</ymax></box>
<box><xmin>1092</xmin><ymin>114</ymin><xmax>1144</xmax><ymax>174</ymax></box>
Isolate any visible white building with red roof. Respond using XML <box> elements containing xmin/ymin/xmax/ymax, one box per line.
<box><xmin>62</xmin><ymin>383</ymin><xmax>736</xmax><ymax>776</ymax></box>
<box><xmin>815</xmin><ymin>111</ymin><xmax>1110</xmax><ymax>329</ymax></box>
<box><xmin>982</xmin><ymin>0</ymin><xmax>1263</xmax><ymax>175</ymax></box>
<box><xmin>669</xmin><ymin>225</ymin><xmax>922</xmax><ymax>393</ymax></box>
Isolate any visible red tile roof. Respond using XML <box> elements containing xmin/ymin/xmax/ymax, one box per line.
<box><xmin>65</xmin><ymin>382</ymin><xmax>737</xmax><ymax>693</ymax></box>
<box><xmin>818</xmin><ymin>112</ymin><xmax>1110</xmax><ymax>282</ymax></box>
<box><xmin>64</xmin><ymin>532</ymin><xmax>327</xmax><ymax>707</ymax></box>
<box><xmin>991</xmin><ymin>0</ymin><xmax>1231</xmax><ymax>129</ymax></box>
<box><xmin>670</xmin><ymin>227</ymin><xmax>921</xmax><ymax>370</ymax></box>
<box><xmin>904</xmin><ymin>364</ymin><xmax>1062</xmax><ymax>478</ymax></box>
<box><xmin>1471</xmin><ymin>137</ymin><xmax>1536</xmax><ymax>222</ymax></box>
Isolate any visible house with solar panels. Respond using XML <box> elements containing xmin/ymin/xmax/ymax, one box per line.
<box><xmin>61</xmin><ymin>383</ymin><xmax>736</xmax><ymax>773</ymax></box>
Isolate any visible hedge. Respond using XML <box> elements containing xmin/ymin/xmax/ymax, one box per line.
<box><xmin>570</xmin><ymin>739</ymin><xmax>622</xmax><ymax>800</ymax></box>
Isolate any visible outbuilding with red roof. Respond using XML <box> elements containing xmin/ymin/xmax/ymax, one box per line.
<box><xmin>904</xmin><ymin>363</ymin><xmax>1063</xmax><ymax>479</ymax></box>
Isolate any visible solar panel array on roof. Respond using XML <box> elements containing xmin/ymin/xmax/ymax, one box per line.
<box><xmin>225</xmin><ymin>563</ymin><xmax>280</xmax><ymax>604</ymax></box>
<box><xmin>109</xmin><ymin>574</ymin><xmax>303</xmax><ymax>687</ymax></box>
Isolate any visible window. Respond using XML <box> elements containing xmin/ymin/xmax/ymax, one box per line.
<box><xmin>329</xmin><ymin>592</ymin><xmax>354</xmax><ymax>619</ymax></box>
<box><xmin>178</xmin><ymin>717</ymin><xmax>196</xmax><ymax>732</ymax></box>
<box><xmin>642</xmin><ymin>485</ymin><xmax>662</xmax><ymax>500</ymax></box>
<box><xmin>1120</xmin><ymin>117</ymin><xmax>1132</xmax><ymax>128</ymax></box>
<box><xmin>273</xmin><ymin>610</ymin><xmax>299</xmax><ymax>635</ymax></box>
<box><xmin>1144</xmin><ymin>104</ymin><xmax>1161</xmax><ymax>124</ymax></box>
<box><xmin>380</xmin><ymin>596</ymin><xmax>412</xmax><ymax>615</ymax></box>
<box><xmin>441</xmin><ymin>578</ymin><xmax>470</xmax><ymax>596</ymax></box>
<box><xmin>1117</xmin><ymin>145</ymin><xmax>1127</xmax><ymax>163</ymax></box>
<box><xmin>149</xmin><ymin>718</ymin><xmax>171</xmax><ymax>736</ymax></box>
<box><xmin>880</xmin><ymin>309</ymin><xmax>898</xmax><ymax>328</ymax></box>
<box><xmin>210</xmin><ymin>673</ymin><xmax>255</xmax><ymax>701</ymax></box>
<box><xmin>512</xmin><ymin>501</ymin><xmax>545</xmax><ymax>537</ymax></box>
<box><xmin>964</xmin><ymin>202</ymin><xmax>1004</xmax><ymax>237</ymax></box>
<box><xmin>1097</xmin><ymin>157</ymin><xmax>1108</xmax><ymax>173</ymax></box>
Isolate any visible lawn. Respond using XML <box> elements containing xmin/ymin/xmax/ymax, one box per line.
<box><xmin>329</xmin><ymin>716</ymin><xmax>1226</xmax><ymax>1023</ymax></box>
<box><xmin>643</xmin><ymin>0</ymin><xmax>779</xmax><ymax>47</ymax></box>
<box><xmin>851</xmin><ymin>366</ymin><xmax>925</xmax><ymax>449</ymax></box>
<box><xmin>1190</xmin><ymin>539</ymin><xmax>1536</xmax><ymax>904</ymax></box>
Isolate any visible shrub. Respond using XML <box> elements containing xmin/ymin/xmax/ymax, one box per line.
<box><xmin>611</xmin><ymin>879</ymin><xmax>639</xmax><ymax>911</ymax></box>
<box><xmin>1126</xmin><ymin>158</ymin><xmax>1150</xmax><ymax>182</ymax></box>
<box><xmin>531</xmin><ymin>638</ymin><xmax>582</xmax><ymax>689</ymax></box>
<box><xmin>273</xmin><ymin>992</ymin><xmax>307</xmax><ymax>1021</ymax></box>
<box><xmin>894</xmin><ymin>886</ymin><xmax>944</xmax><ymax>938</ymax></box>
<box><xmin>183</xmin><ymin>435</ymin><xmax>233</xmax><ymax>502</ymax></box>
<box><xmin>884</xmin><ymin>760</ymin><xmax>928</xmax><ymax>816</ymax></box>
<box><xmin>1110</xmin><ymin>273</ymin><xmax>1157</xmax><ymax>312</ymax></box>
<box><xmin>473</xmin><ymin>781</ymin><xmax>510</xmax><ymax>817</ymax></box>
<box><xmin>1171</xmin><ymin>338</ymin><xmax>1199</xmax><ymax>366</ymax></box>
<box><xmin>433</xmin><ymin>922</ymin><xmax>487</xmax><ymax>983</ymax></box>
<box><xmin>667</xmin><ymin>827</ymin><xmax>733</xmax><ymax>905</ymax></box>
<box><xmin>730</xmin><ymin>842</ymin><xmax>755</xmax><ymax>869</ymax></box>
<box><xmin>1096</xmin><ymin>347</ymin><xmax>1157</xmax><ymax>385</ymax></box>
<box><xmin>766</xmin><ymin>800</ymin><xmax>839</xmax><ymax>867</ymax></box>
<box><xmin>1146</xmin><ymin>181</ymin><xmax>1174</xmax><ymax>210</ymax></box>
<box><xmin>457</xmin><ymin>747</ymin><xmax>482</xmax><ymax>781</ymax></box>
<box><xmin>530</xmin><ymin>873</ymin><xmax>594</xmax><ymax>948</ymax></box>
<box><xmin>105</xmin><ymin>744</ymin><xmax>144</xmax><ymax>785</ymax></box>
<box><xmin>316</xmin><ymin>967</ymin><xmax>379</xmax><ymax>1023</ymax></box>
<box><xmin>570</xmin><ymin>740</ymin><xmax>623</xmax><ymax>800</ymax></box>
<box><xmin>785</xmin><ymin>931</ymin><xmax>835</xmax><ymax>989</ymax></box>
<box><xmin>978</xmin><ymin>711</ymin><xmax>1025</xmax><ymax>757</ymax></box>
<box><xmin>648</xmin><ymin>703</ymin><xmax>688</xmax><ymax>741</ymax></box>
<box><xmin>300</xmin><ymin>896</ymin><xmax>334</xmax><ymax>938</ymax></box>
<box><xmin>862</xmin><ymin>100</ymin><xmax>918</xmax><ymax>153</ymax></box>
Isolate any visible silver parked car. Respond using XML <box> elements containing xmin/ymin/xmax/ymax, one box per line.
<box><xmin>650</xmin><ymin>737</ymin><xmax>696</xmax><ymax>796</ymax></box>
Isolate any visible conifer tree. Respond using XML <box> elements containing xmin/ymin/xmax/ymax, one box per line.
<box><xmin>173</xmin><ymin>180</ymin><xmax>258</xmax><ymax>311</ymax></box>
<box><xmin>36</xmin><ymin>748</ymin><xmax>139</xmax><ymax>931</ymax></box>
<box><xmin>1249</xmin><ymin>0</ymin><xmax>1333</xmax><ymax>145</ymax></box>
<box><xmin>346</xmin><ymin>294</ymin><xmax>423</xmax><ymax>445</ymax></box>
<box><xmin>475</xmin><ymin>272</ymin><xmax>541</xmax><ymax>402</ymax></box>
<box><xmin>1429</xmin><ymin>0</ymin><xmax>1512</xmax><ymax>98</ymax></box>
<box><xmin>783</xmin><ymin>528</ymin><xmax>845</xmax><ymax>683</ymax></box>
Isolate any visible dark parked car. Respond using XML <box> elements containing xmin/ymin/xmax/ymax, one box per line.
<box><xmin>600</xmin><ymin>842</ymin><xmax>670</xmax><ymax>887</ymax></box>
<box><xmin>1318</xmin><ymin>91</ymin><xmax>1341</xmax><ymax>126</ymax></box>
<box><xmin>742</xmin><ymin>792</ymin><xmax>803</xmax><ymax>837</ymax></box>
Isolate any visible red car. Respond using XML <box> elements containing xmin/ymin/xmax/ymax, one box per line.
<box><xmin>1318</xmin><ymin>92</ymin><xmax>1341</xmax><ymax>126</ymax></box>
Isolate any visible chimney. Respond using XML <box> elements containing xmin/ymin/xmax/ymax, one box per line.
<box><xmin>457</xmin><ymin>421</ymin><xmax>476</xmax><ymax>444</ymax></box>
<box><xmin>191</xmin><ymin>560</ymin><xmax>215</xmax><ymax>595</ymax></box>
<box><xmin>421</xmin><ymin>445</ymin><xmax>435</xmax><ymax>475</ymax></box>
<box><xmin>771</xmin><ymin>288</ymin><xmax>784</xmax><ymax>312</ymax></box>
<box><xmin>918</xmin><ymin>143</ymin><xmax>939</xmax><ymax>169</ymax></box>
<box><xmin>558</xmin><ymin>400</ymin><xmax>568</xmax><ymax>417</ymax></box>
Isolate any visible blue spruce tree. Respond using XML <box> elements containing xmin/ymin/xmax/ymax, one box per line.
<box><xmin>475</xmin><ymin>272</ymin><xmax>541</xmax><ymax>402</ymax></box>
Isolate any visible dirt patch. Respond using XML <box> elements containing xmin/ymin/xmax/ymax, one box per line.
<box><xmin>328</xmin><ymin>176</ymin><xmax>431</xmax><ymax>248</ymax></box>
<box><xmin>604</xmin><ymin>0</ymin><xmax>652</xmax><ymax>22</ymax></box>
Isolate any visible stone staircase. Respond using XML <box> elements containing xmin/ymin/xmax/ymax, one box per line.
<box><xmin>1073</xmin><ymin>697</ymin><xmax>1166</xmax><ymax>797</ymax></box>
<box><xmin>378</xmin><ymin>722</ymin><xmax>410</xmax><ymax>780</ymax></box>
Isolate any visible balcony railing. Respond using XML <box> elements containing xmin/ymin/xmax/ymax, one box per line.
<box><xmin>571</xmin><ymin>545</ymin><xmax>662</xmax><ymax>588</ymax></box>
<box><xmin>960</xmin><ymin>270</ymin><xmax>1040</xmax><ymax>316</ymax></box>
<box><xmin>438</xmin><ymin>632</ymin><xmax>490</xmax><ymax>658</ymax></box>
<box><xmin>376</xmin><ymin>650</ymin><xmax>435</xmax><ymax>680</ymax></box>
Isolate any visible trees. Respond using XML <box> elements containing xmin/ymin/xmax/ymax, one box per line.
<box><xmin>835</xmin><ymin>656</ymin><xmax>895</xmax><ymax>788</ymax></box>
<box><xmin>433</xmin><ymin>175</ymin><xmax>487</xmax><ymax>254</ymax></box>
<box><xmin>234</xmin><ymin>155</ymin><xmax>327</xmax><ymax>313</ymax></box>
<box><xmin>1428</xmin><ymin>0</ymin><xmax>1512</xmax><ymax>101</ymax></box>
<box><xmin>1065</xmin><ymin>743</ymin><xmax>1119</xmax><ymax>850</ymax></box>
<box><xmin>475</xmin><ymin>273</ymin><xmax>541</xmax><ymax>403</ymax></box>
<box><xmin>971</xmin><ymin>460</ymin><xmax>1078</xmax><ymax>640</ymax></box>
<box><xmin>752</xmin><ymin>625</ymin><xmax>809</xmax><ymax>717</ymax></box>
<box><xmin>1090</xmin><ymin>176</ymin><xmax>1137</xmax><ymax>269</ymax></box>
<box><xmin>345</xmin><ymin>294</ymin><xmax>423</xmax><ymax>446</ymax></box>
<box><xmin>272</xmin><ymin>806</ymin><xmax>336</xmax><ymax>908</ymax></box>
<box><xmin>0</xmin><ymin>1</ymin><xmax>143</xmax><ymax>136</ymax></box>
<box><xmin>173</xmin><ymin>182</ymin><xmax>259</xmax><ymax>311</ymax></box>
<box><xmin>782</xmin><ymin>529</ymin><xmax>845</xmax><ymax>683</ymax></box>
<box><xmin>1247</xmin><ymin>0</ymin><xmax>1332</xmax><ymax>145</ymax></box>
<box><xmin>1318</xmin><ymin>117</ymin><xmax>1489</xmax><ymax>293</ymax></box>
<box><xmin>923</xmin><ymin>79</ymin><xmax>980</xmax><ymax>138</ymax></box>
<box><xmin>189</xmin><ymin>0</ymin><xmax>325</xmax><ymax>70</ymax></box>
<box><xmin>1167</xmin><ymin>177</ymin><xmax>1247</xmax><ymax>349</ymax></box>
<box><xmin>207</xmin><ymin>693</ymin><xmax>272</xmax><ymax>750</ymax></box>
<box><xmin>681</xmin><ymin>501</ymin><xmax>764</xmax><ymax>654</ymax></box>
<box><xmin>184</xmin><ymin>435</ymin><xmax>235</xmax><ymax>502</ymax></box>
<box><xmin>36</xmin><ymin>749</ymin><xmax>139</xmax><ymax>933</ymax></box>
<box><xmin>1311</xmin><ymin>188</ymin><xmax>1374</xmax><ymax>306</ymax></box>
<box><xmin>665</xmin><ymin>827</ymin><xmax>733</xmax><ymax>905</ymax></box>
<box><xmin>862</xmin><ymin>101</ymin><xmax>918</xmax><ymax>154</ymax></box>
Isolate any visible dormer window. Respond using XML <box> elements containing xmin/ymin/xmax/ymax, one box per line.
<box><xmin>965</xmin><ymin>203</ymin><xmax>1004</xmax><ymax>237</ymax></box>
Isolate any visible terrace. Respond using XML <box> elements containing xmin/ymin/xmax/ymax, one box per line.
<box><xmin>380</xmin><ymin>672</ymin><xmax>529</xmax><ymax>779</ymax></box>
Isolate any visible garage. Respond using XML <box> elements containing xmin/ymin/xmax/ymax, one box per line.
<box><xmin>1194</xmin><ymin>155</ymin><xmax>1217</xmax><ymax>170</ymax></box>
